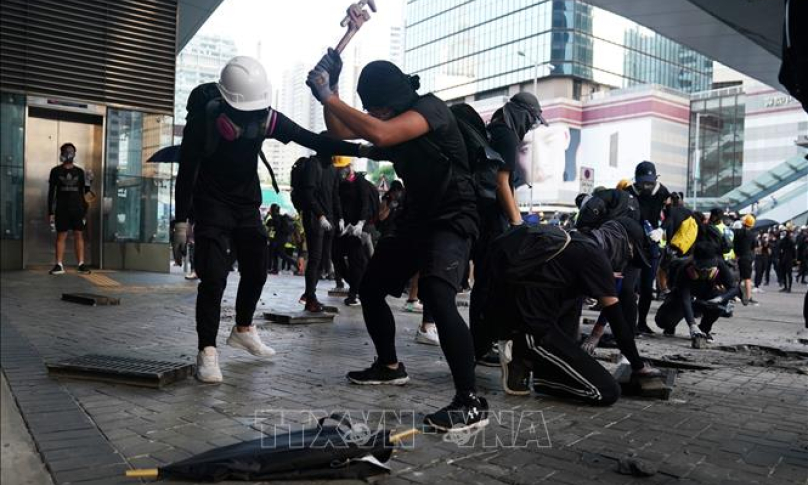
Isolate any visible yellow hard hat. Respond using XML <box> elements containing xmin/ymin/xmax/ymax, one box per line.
<box><xmin>616</xmin><ymin>179</ymin><xmax>631</xmax><ymax>191</ymax></box>
<box><xmin>332</xmin><ymin>156</ymin><xmax>352</xmax><ymax>168</ymax></box>
<box><xmin>742</xmin><ymin>214</ymin><xmax>755</xmax><ymax>228</ymax></box>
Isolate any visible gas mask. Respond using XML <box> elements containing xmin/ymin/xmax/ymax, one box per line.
<box><xmin>60</xmin><ymin>151</ymin><xmax>75</xmax><ymax>163</ymax></box>
<box><xmin>686</xmin><ymin>264</ymin><xmax>718</xmax><ymax>282</ymax></box>
<box><xmin>215</xmin><ymin>106</ymin><xmax>271</xmax><ymax>142</ymax></box>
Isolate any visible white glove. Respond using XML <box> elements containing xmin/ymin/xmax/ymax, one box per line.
<box><xmin>649</xmin><ymin>227</ymin><xmax>664</xmax><ymax>243</ymax></box>
<box><xmin>351</xmin><ymin>220</ymin><xmax>365</xmax><ymax>237</ymax></box>
<box><xmin>174</xmin><ymin>222</ymin><xmax>188</xmax><ymax>246</ymax></box>
<box><xmin>338</xmin><ymin>219</ymin><xmax>345</xmax><ymax>234</ymax></box>
<box><xmin>319</xmin><ymin>215</ymin><xmax>332</xmax><ymax>232</ymax></box>
<box><xmin>342</xmin><ymin>224</ymin><xmax>354</xmax><ymax>236</ymax></box>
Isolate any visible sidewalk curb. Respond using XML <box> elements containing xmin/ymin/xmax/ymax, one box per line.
<box><xmin>1</xmin><ymin>317</ymin><xmax>131</xmax><ymax>485</ymax></box>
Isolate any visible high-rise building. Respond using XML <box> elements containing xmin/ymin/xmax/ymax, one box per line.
<box><xmin>174</xmin><ymin>33</ymin><xmax>238</xmax><ymax>123</ymax></box>
<box><xmin>405</xmin><ymin>0</ymin><xmax>713</xmax><ymax>101</ymax></box>
<box><xmin>390</xmin><ymin>25</ymin><xmax>406</xmax><ymax>69</ymax></box>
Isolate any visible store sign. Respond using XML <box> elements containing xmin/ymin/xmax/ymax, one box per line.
<box><xmin>763</xmin><ymin>95</ymin><xmax>795</xmax><ymax>108</ymax></box>
<box><xmin>580</xmin><ymin>166</ymin><xmax>594</xmax><ymax>194</ymax></box>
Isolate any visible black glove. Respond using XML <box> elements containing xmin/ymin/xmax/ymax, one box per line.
<box><xmin>314</xmin><ymin>48</ymin><xmax>343</xmax><ymax>90</ymax></box>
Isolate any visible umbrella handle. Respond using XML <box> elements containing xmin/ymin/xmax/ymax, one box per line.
<box><xmin>125</xmin><ymin>469</ymin><xmax>159</xmax><ymax>478</ymax></box>
<box><xmin>389</xmin><ymin>428</ymin><xmax>419</xmax><ymax>444</ymax></box>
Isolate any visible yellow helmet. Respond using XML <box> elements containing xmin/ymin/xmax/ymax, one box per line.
<box><xmin>332</xmin><ymin>156</ymin><xmax>352</xmax><ymax>168</ymax></box>
<box><xmin>742</xmin><ymin>214</ymin><xmax>755</xmax><ymax>228</ymax></box>
<box><xmin>616</xmin><ymin>179</ymin><xmax>631</xmax><ymax>191</ymax></box>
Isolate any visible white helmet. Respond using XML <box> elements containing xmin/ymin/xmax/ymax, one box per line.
<box><xmin>217</xmin><ymin>56</ymin><xmax>272</xmax><ymax>111</ymax></box>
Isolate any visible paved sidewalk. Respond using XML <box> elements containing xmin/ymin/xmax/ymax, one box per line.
<box><xmin>1</xmin><ymin>269</ymin><xmax>807</xmax><ymax>485</ymax></box>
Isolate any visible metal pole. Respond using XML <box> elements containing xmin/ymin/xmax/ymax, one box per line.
<box><xmin>692</xmin><ymin>113</ymin><xmax>701</xmax><ymax>211</ymax></box>
<box><xmin>530</xmin><ymin>60</ymin><xmax>538</xmax><ymax>214</ymax></box>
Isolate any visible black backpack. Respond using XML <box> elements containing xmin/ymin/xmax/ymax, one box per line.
<box><xmin>290</xmin><ymin>157</ymin><xmax>320</xmax><ymax>211</ymax></box>
<box><xmin>576</xmin><ymin>189</ymin><xmax>640</xmax><ymax>230</ymax></box>
<box><xmin>449</xmin><ymin>103</ymin><xmax>505</xmax><ymax>208</ymax></box>
<box><xmin>487</xmin><ymin>224</ymin><xmax>571</xmax><ymax>283</ymax></box>
<box><xmin>185</xmin><ymin>82</ymin><xmax>279</xmax><ymax>193</ymax></box>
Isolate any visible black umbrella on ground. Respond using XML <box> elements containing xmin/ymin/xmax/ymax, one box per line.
<box><xmin>753</xmin><ymin>219</ymin><xmax>779</xmax><ymax>231</ymax></box>
<box><xmin>147</xmin><ymin>145</ymin><xmax>181</xmax><ymax>163</ymax></box>
<box><xmin>125</xmin><ymin>415</ymin><xmax>418</xmax><ymax>482</ymax></box>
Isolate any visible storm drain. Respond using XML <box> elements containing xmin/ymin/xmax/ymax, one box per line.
<box><xmin>47</xmin><ymin>354</ymin><xmax>194</xmax><ymax>388</ymax></box>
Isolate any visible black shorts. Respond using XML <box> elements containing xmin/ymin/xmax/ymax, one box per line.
<box><xmin>361</xmin><ymin>228</ymin><xmax>471</xmax><ymax>296</ymax></box>
<box><xmin>738</xmin><ymin>256</ymin><xmax>753</xmax><ymax>280</ymax></box>
<box><xmin>54</xmin><ymin>210</ymin><xmax>86</xmax><ymax>232</ymax></box>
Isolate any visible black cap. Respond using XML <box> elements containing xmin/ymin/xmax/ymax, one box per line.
<box><xmin>616</xmin><ymin>217</ymin><xmax>651</xmax><ymax>268</ymax></box>
<box><xmin>510</xmin><ymin>91</ymin><xmax>548</xmax><ymax>126</ymax></box>
<box><xmin>693</xmin><ymin>241</ymin><xmax>720</xmax><ymax>269</ymax></box>
<box><xmin>635</xmin><ymin>161</ymin><xmax>657</xmax><ymax>183</ymax></box>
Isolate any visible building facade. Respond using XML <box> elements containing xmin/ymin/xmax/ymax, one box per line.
<box><xmin>0</xmin><ymin>0</ymin><xmax>212</xmax><ymax>272</ymax></box>
<box><xmin>174</xmin><ymin>34</ymin><xmax>238</xmax><ymax>124</ymax></box>
<box><xmin>405</xmin><ymin>0</ymin><xmax>713</xmax><ymax>102</ymax></box>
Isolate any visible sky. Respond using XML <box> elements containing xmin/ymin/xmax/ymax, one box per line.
<box><xmin>197</xmin><ymin>0</ymin><xmax>405</xmax><ymax>88</ymax></box>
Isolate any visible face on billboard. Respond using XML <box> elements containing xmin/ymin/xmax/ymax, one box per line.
<box><xmin>515</xmin><ymin>125</ymin><xmax>574</xmax><ymax>187</ymax></box>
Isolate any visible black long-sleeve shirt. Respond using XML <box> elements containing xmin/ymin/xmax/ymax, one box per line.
<box><xmin>175</xmin><ymin>102</ymin><xmax>360</xmax><ymax>223</ymax></box>
<box><xmin>300</xmin><ymin>157</ymin><xmax>342</xmax><ymax>222</ymax></box>
<box><xmin>779</xmin><ymin>236</ymin><xmax>796</xmax><ymax>263</ymax></box>
<box><xmin>338</xmin><ymin>175</ymin><xmax>371</xmax><ymax>225</ymax></box>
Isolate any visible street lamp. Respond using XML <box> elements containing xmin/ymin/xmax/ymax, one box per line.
<box><xmin>517</xmin><ymin>50</ymin><xmax>553</xmax><ymax>213</ymax></box>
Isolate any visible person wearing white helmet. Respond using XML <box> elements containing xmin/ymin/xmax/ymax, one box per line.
<box><xmin>175</xmin><ymin>56</ymin><xmax>368</xmax><ymax>383</ymax></box>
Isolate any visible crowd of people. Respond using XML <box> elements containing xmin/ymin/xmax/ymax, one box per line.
<box><xmin>165</xmin><ymin>51</ymin><xmax>807</xmax><ymax>433</ymax></box>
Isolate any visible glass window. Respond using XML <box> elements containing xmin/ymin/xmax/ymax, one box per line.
<box><xmin>1</xmin><ymin>92</ymin><xmax>25</xmax><ymax>240</ymax></box>
<box><xmin>104</xmin><ymin>110</ymin><xmax>174</xmax><ymax>243</ymax></box>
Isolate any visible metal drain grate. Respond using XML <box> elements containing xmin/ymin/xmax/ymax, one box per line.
<box><xmin>47</xmin><ymin>354</ymin><xmax>195</xmax><ymax>388</ymax></box>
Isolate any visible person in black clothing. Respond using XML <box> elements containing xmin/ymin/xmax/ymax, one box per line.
<box><xmin>797</xmin><ymin>227</ymin><xmax>808</xmax><ymax>284</ymax></box>
<box><xmin>471</xmin><ymin>92</ymin><xmax>547</xmax><ymax>367</ymax></box>
<box><xmin>656</xmin><ymin>242</ymin><xmax>739</xmax><ymax>340</ymax></box>
<box><xmin>175</xmin><ymin>56</ymin><xmax>364</xmax><ymax>383</ymax></box>
<box><xmin>734</xmin><ymin>214</ymin><xmax>758</xmax><ymax>305</ymax></box>
<box><xmin>486</xmin><ymin>219</ymin><xmax>661</xmax><ymax>405</ymax></box>
<box><xmin>753</xmin><ymin>233</ymin><xmax>771</xmax><ymax>289</ymax></box>
<box><xmin>296</xmin><ymin>154</ymin><xmax>344</xmax><ymax>312</ymax></box>
<box><xmin>48</xmin><ymin>143</ymin><xmax>91</xmax><ymax>275</ymax></box>
<box><xmin>377</xmin><ymin>179</ymin><xmax>404</xmax><ymax>236</ymax></box>
<box><xmin>308</xmin><ymin>52</ymin><xmax>487</xmax><ymax>432</ymax></box>
<box><xmin>266</xmin><ymin>204</ymin><xmax>296</xmax><ymax>274</ymax></box>
<box><xmin>779</xmin><ymin>228</ymin><xmax>796</xmax><ymax>293</ymax></box>
<box><xmin>333</xmin><ymin>157</ymin><xmax>371</xmax><ymax>306</ymax></box>
<box><xmin>625</xmin><ymin>161</ymin><xmax>671</xmax><ymax>334</ymax></box>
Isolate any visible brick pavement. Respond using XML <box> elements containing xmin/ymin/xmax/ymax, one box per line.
<box><xmin>1</xmin><ymin>269</ymin><xmax>807</xmax><ymax>485</ymax></box>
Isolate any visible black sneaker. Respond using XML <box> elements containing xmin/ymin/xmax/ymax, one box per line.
<box><xmin>344</xmin><ymin>295</ymin><xmax>361</xmax><ymax>306</ymax></box>
<box><xmin>77</xmin><ymin>264</ymin><xmax>91</xmax><ymax>274</ymax></box>
<box><xmin>424</xmin><ymin>393</ymin><xmax>489</xmax><ymax>432</ymax></box>
<box><xmin>49</xmin><ymin>264</ymin><xmax>65</xmax><ymax>275</ymax></box>
<box><xmin>476</xmin><ymin>347</ymin><xmax>500</xmax><ymax>367</ymax></box>
<box><xmin>637</xmin><ymin>323</ymin><xmax>655</xmax><ymax>335</ymax></box>
<box><xmin>347</xmin><ymin>361</ymin><xmax>409</xmax><ymax>385</ymax></box>
<box><xmin>663</xmin><ymin>327</ymin><xmax>675</xmax><ymax>336</ymax></box>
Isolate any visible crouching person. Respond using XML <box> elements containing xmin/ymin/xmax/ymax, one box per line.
<box><xmin>484</xmin><ymin>219</ymin><xmax>660</xmax><ymax>406</ymax></box>
<box><xmin>656</xmin><ymin>242</ymin><xmax>739</xmax><ymax>340</ymax></box>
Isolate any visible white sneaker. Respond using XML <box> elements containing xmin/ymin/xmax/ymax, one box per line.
<box><xmin>402</xmin><ymin>301</ymin><xmax>424</xmax><ymax>313</ymax></box>
<box><xmin>185</xmin><ymin>271</ymin><xmax>198</xmax><ymax>280</ymax></box>
<box><xmin>752</xmin><ymin>287</ymin><xmax>762</xmax><ymax>293</ymax></box>
<box><xmin>196</xmin><ymin>347</ymin><xmax>223</xmax><ymax>383</ymax></box>
<box><xmin>226</xmin><ymin>326</ymin><xmax>276</xmax><ymax>357</ymax></box>
<box><xmin>415</xmin><ymin>325</ymin><xmax>440</xmax><ymax>346</ymax></box>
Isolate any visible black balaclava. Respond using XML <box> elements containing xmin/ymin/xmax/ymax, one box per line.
<box><xmin>490</xmin><ymin>91</ymin><xmax>545</xmax><ymax>140</ymax></box>
<box><xmin>357</xmin><ymin>61</ymin><xmax>420</xmax><ymax>115</ymax></box>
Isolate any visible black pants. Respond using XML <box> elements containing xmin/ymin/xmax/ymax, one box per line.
<box><xmin>194</xmin><ymin>223</ymin><xmax>268</xmax><ymax>350</ymax></box>
<box><xmin>333</xmin><ymin>234</ymin><xmax>368</xmax><ymax>298</ymax></box>
<box><xmin>781</xmin><ymin>259</ymin><xmax>794</xmax><ymax>291</ymax></box>
<box><xmin>637</xmin><ymin>254</ymin><xmax>659</xmax><ymax>327</ymax></box>
<box><xmin>269</xmin><ymin>240</ymin><xmax>296</xmax><ymax>272</ymax></box>
<box><xmin>619</xmin><ymin>265</ymin><xmax>641</xmax><ymax>333</ymax></box>
<box><xmin>515</xmin><ymin>327</ymin><xmax>620</xmax><ymax>406</ymax></box>
<box><xmin>359</xmin><ymin>229</ymin><xmax>476</xmax><ymax>394</ymax></box>
<box><xmin>754</xmin><ymin>255</ymin><xmax>768</xmax><ymax>287</ymax></box>
<box><xmin>469</xmin><ymin>210</ymin><xmax>505</xmax><ymax>359</ymax></box>
<box><xmin>303</xmin><ymin>213</ymin><xmax>334</xmax><ymax>299</ymax></box>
